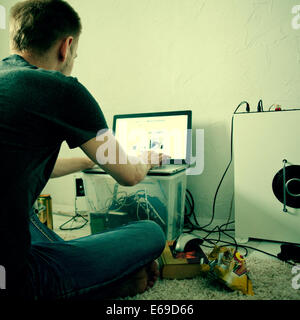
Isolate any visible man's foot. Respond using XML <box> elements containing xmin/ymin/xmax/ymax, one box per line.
<box><xmin>146</xmin><ymin>260</ymin><xmax>160</xmax><ymax>289</ymax></box>
<box><xmin>116</xmin><ymin>260</ymin><xmax>160</xmax><ymax>298</ymax></box>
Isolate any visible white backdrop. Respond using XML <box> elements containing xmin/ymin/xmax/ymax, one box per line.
<box><xmin>2</xmin><ymin>0</ymin><xmax>300</xmax><ymax>224</ymax></box>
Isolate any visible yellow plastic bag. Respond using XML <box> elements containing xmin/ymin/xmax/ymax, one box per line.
<box><xmin>205</xmin><ymin>246</ymin><xmax>254</xmax><ymax>296</ymax></box>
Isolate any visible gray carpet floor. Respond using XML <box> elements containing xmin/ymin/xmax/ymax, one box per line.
<box><xmin>122</xmin><ymin>256</ymin><xmax>299</xmax><ymax>300</ymax></box>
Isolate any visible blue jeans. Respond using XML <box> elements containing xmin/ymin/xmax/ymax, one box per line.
<box><xmin>27</xmin><ymin>210</ymin><xmax>166</xmax><ymax>300</ymax></box>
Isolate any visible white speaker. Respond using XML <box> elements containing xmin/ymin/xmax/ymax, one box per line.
<box><xmin>233</xmin><ymin>109</ymin><xmax>300</xmax><ymax>244</ymax></box>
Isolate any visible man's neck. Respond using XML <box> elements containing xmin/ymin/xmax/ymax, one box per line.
<box><xmin>11</xmin><ymin>50</ymin><xmax>58</xmax><ymax>71</ymax></box>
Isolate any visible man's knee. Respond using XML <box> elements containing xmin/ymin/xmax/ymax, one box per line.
<box><xmin>131</xmin><ymin>220</ymin><xmax>166</xmax><ymax>255</ymax></box>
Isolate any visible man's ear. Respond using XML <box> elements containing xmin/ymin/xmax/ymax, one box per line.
<box><xmin>58</xmin><ymin>36</ymin><xmax>73</xmax><ymax>62</ymax></box>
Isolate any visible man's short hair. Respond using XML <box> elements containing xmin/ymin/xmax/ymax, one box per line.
<box><xmin>10</xmin><ymin>0</ymin><xmax>82</xmax><ymax>53</ymax></box>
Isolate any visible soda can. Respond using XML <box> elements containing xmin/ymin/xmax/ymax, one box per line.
<box><xmin>37</xmin><ymin>194</ymin><xmax>53</xmax><ymax>230</ymax></box>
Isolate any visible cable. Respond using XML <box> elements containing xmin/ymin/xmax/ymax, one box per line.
<box><xmin>184</xmin><ymin>189</ymin><xmax>201</xmax><ymax>230</ymax></box>
<box><xmin>225</xmin><ymin>194</ymin><xmax>234</xmax><ymax>231</ymax></box>
<box><xmin>197</xmin><ymin>114</ymin><xmax>235</xmax><ymax>230</ymax></box>
<box><xmin>185</xmin><ymin>189</ymin><xmax>194</xmax><ymax>217</ymax></box>
<box><xmin>257</xmin><ymin>99</ymin><xmax>264</xmax><ymax>112</ymax></box>
<box><xmin>202</xmin><ymin>100</ymin><xmax>247</xmax><ymax>229</ymax></box>
<box><xmin>183</xmin><ymin>190</ymin><xmax>298</xmax><ymax>266</ymax></box>
<box><xmin>184</xmin><ymin>101</ymin><xmax>251</xmax><ymax>231</ymax></box>
<box><xmin>181</xmin><ymin>100</ymin><xmax>298</xmax><ymax>266</ymax></box>
<box><xmin>233</xmin><ymin>101</ymin><xmax>250</xmax><ymax>114</ymax></box>
<box><xmin>268</xmin><ymin>104</ymin><xmax>275</xmax><ymax>111</ymax></box>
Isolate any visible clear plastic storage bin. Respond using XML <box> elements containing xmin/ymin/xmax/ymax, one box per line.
<box><xmin>82</xmin><ymin>170</ymin><xmax>187</xmax><ymax>240</ymax></box>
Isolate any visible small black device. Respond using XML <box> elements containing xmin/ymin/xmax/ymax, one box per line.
<box><xmin>278</xmin><ymin>244</ymin><xmax>300</xmax><ymax>263</ymax></box>
<box><xmin>59</xmin><ymin>177</ymin><xmax>88</xmax><ymax>231</ymax></box>
<box><xmin>75</xmin><ymin>178</ymin><xmax>85</xmax><ymax>197</ymax></box>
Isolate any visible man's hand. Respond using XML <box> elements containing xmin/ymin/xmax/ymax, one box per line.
<box><xmin>141</xmin><ymin>150</ymin><xmax>171</xmax><ymax>169</ymax></box>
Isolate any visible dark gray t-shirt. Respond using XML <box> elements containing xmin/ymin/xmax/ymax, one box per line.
<box><xmin>0</xmin><ymin>54</ymin><xmax>107</xmax><ymax>289</ymax></box>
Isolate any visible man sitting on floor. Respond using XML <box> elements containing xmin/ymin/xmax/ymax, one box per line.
<box><xmin>0</xmin><ymin>0</ymin><xmax>166</xmax><ymax>300</ymax></box>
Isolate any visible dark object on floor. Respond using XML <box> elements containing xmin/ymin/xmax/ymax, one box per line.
<box><xmin>159</xmin><ymin>241</ymin><xmax>209</xmax><ymax>279</ymax></box>
<box><xmin>277</xmin><ymin>244</ymin><xmax>300</xmax><ymax>263</ymax></box>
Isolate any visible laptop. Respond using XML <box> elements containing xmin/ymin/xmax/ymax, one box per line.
<box><xmin>85</xmin><ymin>110</ymin><xmax>192</xmax><ymax>175</ymax></box>
<box><xmin>112</xmin><ymin>110</ymin><xmax>192</xmax><ymax>175</ymax></box>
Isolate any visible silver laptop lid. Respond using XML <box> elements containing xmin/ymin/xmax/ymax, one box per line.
<box><xmin>113</xmin><ymin>110</ymin><xmax>192</xmax><ymax>165</ymax></box>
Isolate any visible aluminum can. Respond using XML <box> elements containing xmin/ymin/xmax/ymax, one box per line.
<box><xmin>37</xmin><ymin>194</ymin><xmax>53</xmax><ymax>230</ymax></box>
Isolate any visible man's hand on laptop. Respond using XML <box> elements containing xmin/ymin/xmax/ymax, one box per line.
<box><xmin>141</xmin><ymin>150</ymin><xmax>171</xmax><ymax>169</ymax></box>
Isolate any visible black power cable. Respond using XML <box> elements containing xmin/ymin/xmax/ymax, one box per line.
<box><xmin>184</xmin><ymin>101</ymin><xmax>251</xmax><ymax>231</ymax></box>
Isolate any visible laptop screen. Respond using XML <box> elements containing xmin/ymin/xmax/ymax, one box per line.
<box><xmin>113</xmin><ymin>110</ymin><xmax>192</xmax><ymax>163</ymax></box>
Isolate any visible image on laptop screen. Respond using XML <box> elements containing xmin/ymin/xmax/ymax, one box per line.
<box><xmin>113</xmin><ymin>110</ymin><xmax>192</xmax><ymax>164</ymax></box>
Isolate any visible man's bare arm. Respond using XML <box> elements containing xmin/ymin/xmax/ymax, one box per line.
<box><xmin>80</xmin><ymin>131</ymin><xmax>164</xmax><ymax>186</ymax></box>
<box><xmin>50</xmin><ymin>157</ymin><xmax>95</xmax><ymax>178</ymax></box>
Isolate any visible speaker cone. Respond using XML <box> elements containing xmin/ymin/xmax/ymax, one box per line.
<box><xmin>272</xmin><ymin>165</ymin><xmax>300</xmax><ymax>208</ymax></box>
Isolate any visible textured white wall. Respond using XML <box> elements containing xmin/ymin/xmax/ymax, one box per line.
<box><xmin>2</xmin><ymin>0</ymin><xmax>300</xmax><ymax>223</ymax></box>
<box><xmin>63</xmin><ymin>0</ymin><xmax>300</xmax><ymax>224</ymax></box>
